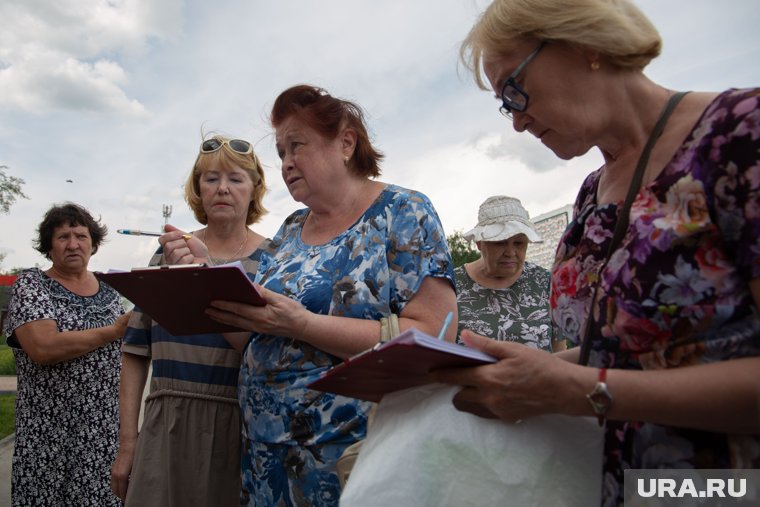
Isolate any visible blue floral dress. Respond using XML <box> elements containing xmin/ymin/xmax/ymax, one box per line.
<box><xmin>551</xmin><ymin>88</ymin><xmax>760</xmax><ymax>506</ymax></box>
<box><xmin>238</xmin><ymin>184</ymin><xmax>454</xmax><ymax>506</ymax></box>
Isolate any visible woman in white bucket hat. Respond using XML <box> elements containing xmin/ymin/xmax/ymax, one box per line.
<box><xmin>456</xmin><ymin>195</ymin><xmax>565</xmax><ymax>352</ymax></box>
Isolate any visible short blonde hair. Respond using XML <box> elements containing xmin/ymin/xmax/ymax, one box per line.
<box><xmin>461</xmin><ymin>0</ymin><xmax>662</xmax><ymax>89</ymax></box>
<box><xmin>183</xmin><ymin>136</ymin><xmax>267</xmax><ymax>225</ymax></box>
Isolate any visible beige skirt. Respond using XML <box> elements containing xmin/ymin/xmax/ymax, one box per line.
<box><xmin>125</xmin><ymin>390</ymin><xmax>242</xmax><ymax>507</ymax></box>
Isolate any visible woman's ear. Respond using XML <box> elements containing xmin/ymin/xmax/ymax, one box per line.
<box><xmin>583</xmin><ymin>48</ymin><xmax>601</xmax><ymax>70</ymax></box>
<box><xmin>341</xmin><ymin>127</ymin><xmax>357</xmax><ymax>159</ymax></box>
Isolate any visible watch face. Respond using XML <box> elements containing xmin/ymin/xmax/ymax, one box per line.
<box><xmin>587</xmin><ymin>383</ymin><xmax>613</xmax><ymax>415</ymax></box>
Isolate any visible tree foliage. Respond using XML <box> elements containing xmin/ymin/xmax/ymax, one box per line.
<box><xmin>0</xmin><ymin>252</ymin><xmax>28</xmax><ymax>274</ymax></box>
<box><xmin>0</xmin><ymin>165</ymin><xmax>29</xmax><ymax>214</ymax></box>
<box><xmin>447</xmin><ymin>230</ymin><xmax>480</xmax><ymax>268</ymax></box>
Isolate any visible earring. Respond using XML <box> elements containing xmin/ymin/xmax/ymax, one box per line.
<box><xmin>344</xmin><ymin>156</ymin><xmax>349</xmax><ymax>166</ymax></box>
<box><xmin>591</xmin><ymin>61</ymin><xmax>600</xmax><ymax>71</ymax></box>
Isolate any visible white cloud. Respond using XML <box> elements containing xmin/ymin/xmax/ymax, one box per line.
<box><xmin>0</xmin><ymin>0</ymin><xmax>182</xmax><ymax>116</ymax></box>
<box><xmin>386</xmin><ymin>132</ymin><xmax>600</xmax><ymax>237</ymax></box>
<box><xmin>0</xmin><ymin>0</ymin><xmax>759</xmax><ymax>274</ymax></box>
<box><xmin>0</xmin><ymin>52</ymin><xmax>149</xmax><ymax>116</ymax></box>
<box><xmin>482</xmin><ymin>129</ymin><xmax>564</xmax><ymax>173</ymax></box>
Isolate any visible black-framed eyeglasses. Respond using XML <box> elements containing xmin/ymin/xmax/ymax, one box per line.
<box><xmin>200</xmin><ymin>138</ymin><xmax>253</xmax><ymax>155</ymax></box>
<box><xmin>499</xmin><ymin>40</ymin><xmax>547</xmax><ymax>119</ymax></box>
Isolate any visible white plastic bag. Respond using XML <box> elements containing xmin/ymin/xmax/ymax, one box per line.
<box><xmin>340</xmin><ymin>384</ymin><xmax>602</xmax><ymax>507</ymax></box>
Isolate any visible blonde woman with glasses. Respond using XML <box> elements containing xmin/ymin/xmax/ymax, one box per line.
<box><xmin>433</xmin><ymin>0</ymin><xmax>760</xmax><ymax>505</ymax></box>
<box><xmin>166</xmin><ymin>85</ymin><xmax>457</xmax><ymax>506</ymax></box>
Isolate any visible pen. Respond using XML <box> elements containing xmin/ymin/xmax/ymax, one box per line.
<box><xmin>118</xmin><ymin>229</ymin><xmax>163</xmax><ymax>237</ymax></box>
<box><xmin>437</xmin><ymin>311</ymin><xmax>453</xmax><ymax>340</ymax></box>
<box><xmin>118</xmin><ymin>229</ymin><xmax>192</xmax><ymax>240</ymax></box>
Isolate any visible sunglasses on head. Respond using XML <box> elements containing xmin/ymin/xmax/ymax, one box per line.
<box><xmin>200</xmin><ymin>138</ymin><xmax>253</xmax><ymax>155</ymax></box>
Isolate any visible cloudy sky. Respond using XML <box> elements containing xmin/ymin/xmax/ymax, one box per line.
<box><xmin>1</xmin><ymin>0</ymin><xmax>759</xmax><ymax>272</ymax></box>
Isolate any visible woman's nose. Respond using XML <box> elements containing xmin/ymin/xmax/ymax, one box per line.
<box><xmin>512</xmin><ymin>111</ymin><xmax>529</xmax><ymax>133</ymax></box>
<box><xmin>281</xmin><ymin>153</ymin><xmax>294</xmax><ymax>172</ymax></box>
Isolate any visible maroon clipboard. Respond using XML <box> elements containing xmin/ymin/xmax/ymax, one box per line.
<box><xmin>307</xmin><ymin>328</ymin><xmax>497</xmax><ymax>402</ymax></box>
<box><xmin>95</xmin><ymin>262</ymin><xmax>265</xmax><ymax>335</ymax></box>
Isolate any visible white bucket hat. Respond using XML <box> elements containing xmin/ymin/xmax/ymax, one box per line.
<box><xmin>464</xmin><ymin>195</ymin><xmax>543</xmax><ymax>243</ymax></box>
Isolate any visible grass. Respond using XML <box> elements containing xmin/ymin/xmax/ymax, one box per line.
<box><xmin>0</xmin><ymin>394</ymin><xmax>15</xmax><ymax>440</ymax></box>
<box><xmin>0</xmin><ymin>335</ymin><xmax>16</xmax><ymax>440</ymax></box>
<box><xmin>0</xmin><ymin>337</ymin><xmax>15</xmax><ymax>375</ymax></box>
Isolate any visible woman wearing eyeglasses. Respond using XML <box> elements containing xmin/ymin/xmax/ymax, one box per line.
<box><xmin>432</xmin><ymin>0</ymin><xmax>760</xmax><ymax>505</ymax></box>
<box><xmin>110</xmin><ymin>135</ymin><xmax>270</xmax><ymax>506</ymax></box>
<box><xmin>167</xmin><ymin>85</ymin><xmax>457</xmax><ymax>506</ymax></box>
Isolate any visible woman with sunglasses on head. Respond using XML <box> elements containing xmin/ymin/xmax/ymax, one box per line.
<box><xmin>431</xmin><ymin>0</ymin><xmax>760</xmax><ymax>505</ymax></box>
<box><xmin>110</xmin><ymin>135</ymin><xmax>270</xmax><ymax>507</ymax></box>
<box><xmin>165</xmin><ymin>85</ymin><xmax>457</xmax><ymax>506</ymax></box>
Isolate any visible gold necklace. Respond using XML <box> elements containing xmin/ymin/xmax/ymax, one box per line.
<box><xmin>202</xmin><ymin>229</ymin><xmax>248</xmax><ymax>265</ymax></box>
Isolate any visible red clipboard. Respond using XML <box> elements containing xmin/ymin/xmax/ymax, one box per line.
<box><xmin>95</xmin><ymin>261</ymin><xmax>265</xmax><ymax>335</ymax></box>
<box><xmin>307</xmin><ymin>328</ymin><xmax>497</xmax><ymax>402</ymax></box>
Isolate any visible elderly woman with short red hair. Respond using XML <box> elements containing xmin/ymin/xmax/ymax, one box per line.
<box><xmin>166</xmin><ymin>85</ymin><xmax>457</xmax><ymax>506</ymax></box>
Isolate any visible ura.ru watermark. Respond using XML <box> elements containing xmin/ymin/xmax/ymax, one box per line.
<box><xmin>624</xmin><ymin>469</ymin><xmax>760</xmax><ymax>506</ymax></box>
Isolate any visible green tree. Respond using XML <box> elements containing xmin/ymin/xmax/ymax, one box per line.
<box><xmin>447</xmin><ymin>230</ymin><xmax>480</xmax><ymax>268</ymax></box>
<box><xmin>0</xmin><ymin>165</ymin><xmax>29</xmax><ymax>214</ymax></box>
<box><xmin>0</xmin><ymin>165</ymin><xmax>29</xmax><ymax>272</ymax></box>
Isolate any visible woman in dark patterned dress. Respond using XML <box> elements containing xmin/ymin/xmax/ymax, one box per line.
<box><xmin>434</xmin><ymin>0</ymin><xmax>760</xmax><ymax>505</ymax></box>
<box><xmin>3</xmin><ymin>203</ymin><xmax>130</xmax><ymax>506</ymax></box>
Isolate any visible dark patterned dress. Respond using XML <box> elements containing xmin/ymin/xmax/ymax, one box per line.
<box><xmin>238</xmin><ymin>184</ymin><xmax>455</xmax><ymax>506</ymax></box>
<box><xmin>3</xmin><ymin>268</ymin><xmax>124</xmax><ymax>506</ymax></box>
<box><xmin>455</xmin><ymin>262</ymin><xmax>553</xmax><ymax>350</ymax></box>
<box><xmin>551</xmin><ymin>88</ymin><xmax>760</xmax><ymax>506</ymax></box>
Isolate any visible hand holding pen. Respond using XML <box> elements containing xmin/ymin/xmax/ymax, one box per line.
<box><xmin>159</xmin><ymin>224</ymin><xmax>210</xmax><ymax>266</ymax></box>
<box><xmin>118</xmin><ymin>229</ymin><xmax>193</xmax><ymax>241</ymax></box>
<box><xmin>120</xmin><ymin>224</ymin><xmax>209</xmax><ymax>265</ymax></box>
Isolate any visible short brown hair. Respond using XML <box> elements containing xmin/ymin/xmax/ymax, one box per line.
<box><xmin>270</xmin><ymin>84</ymin><xmax>384</xmax><ymax>178</ymax></box>
<box><xmin>34</xmin><ymin>202</ymin><xmax>108</xmax><ymax>259</ymax></box>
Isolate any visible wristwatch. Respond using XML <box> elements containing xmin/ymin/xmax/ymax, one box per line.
<box><xmin>586</xmin><ymin>368</ymin><xmax>613</xmax><ymax>427</ymax></box>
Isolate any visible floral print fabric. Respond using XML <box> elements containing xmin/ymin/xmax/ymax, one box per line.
<box><xmin>238</xmin><ymin>184</ymin><xmax>454</xmax><ymax>506</ymax></box>
<box><xmin>4</xmin><ymin>268</ymin><xmax>124</xmax><ymax>506</ymax></box>
<box><xmin>454</xmin><ymin>262</ymin><xmax>553</xmax><ymax>350</ymax></box>
<box><xmin>551</xmin><ymin>88</ymin><xmax>760</xmax><ymax>505</ymax></box>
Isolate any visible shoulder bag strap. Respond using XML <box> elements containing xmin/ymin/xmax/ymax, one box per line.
<box><xmin>578</xmin><ymin>91</ymin><xmax>689</xmax><ymax>365</ymax></box>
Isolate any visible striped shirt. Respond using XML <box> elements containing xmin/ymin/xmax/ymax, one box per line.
<box><xmin>122</xmin><ymin>242</ymin><xmax>270</xmax><ymax>399</ymax></box>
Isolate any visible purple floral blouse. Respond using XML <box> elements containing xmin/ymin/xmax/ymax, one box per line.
<box><xmin>551</xmin><ymin>88</ymin><xmax>760</xmax><ymax>506</ymax></box>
